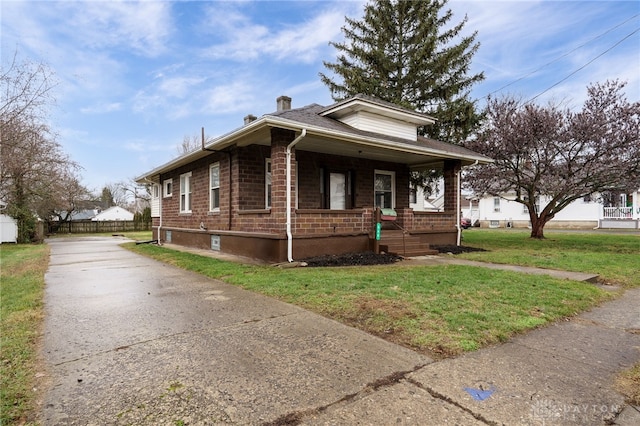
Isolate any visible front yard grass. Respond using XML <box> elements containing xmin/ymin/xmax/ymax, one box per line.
<box><xmin>0</xmin><ymin>243</ymin><xmax>49</xmax><ymax>425</ymax></box>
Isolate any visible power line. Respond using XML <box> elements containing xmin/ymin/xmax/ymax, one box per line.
<box><xmin>487</xmin><ymin>13</ymin><xmax>640</xmax><ymax>97</ymax></box>
<box><xmin>526</xmin><ymin>26</ymin><xmax>639</xmax><ymax>103</ymax></box>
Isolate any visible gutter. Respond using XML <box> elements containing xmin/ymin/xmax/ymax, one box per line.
<box><xmin>286</xmin><ymin>129</ymin><xmax>307</xmax><ymax>262</ymax></box>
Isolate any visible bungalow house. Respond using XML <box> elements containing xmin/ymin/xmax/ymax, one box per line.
<box><xmin>135</xmin><ymin>95</ymin><xmax>492</xmax><ymax>263</ymax></box>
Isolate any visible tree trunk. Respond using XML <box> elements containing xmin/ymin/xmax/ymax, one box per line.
<box><xmin>530</xmin><ymin>220</ymin><xmax>545</xmax><ymax>239</ymax></box>
<box><xmin>530</xmin><ymin>212</ymin><xmax>552</xmax><ymax>239</ymax></box>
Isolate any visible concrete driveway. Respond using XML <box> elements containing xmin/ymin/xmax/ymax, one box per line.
<box><xmin>41</xmin><ymin>236</ymin><xmax>640</xmax><ymax>425</ymax></box>
<box><xmin>41</xmin><ymin>237</ymin><xmax>439</xmax><ymax>424</ymax></box>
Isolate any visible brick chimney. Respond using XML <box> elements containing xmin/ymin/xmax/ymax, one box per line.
<box><xmin>244</xmin><ymin>114</ymin><xmax>257</xmax><ymax>125</ymax></box>
<box><xmin>276</xmin><ymin>95</ymin><xmax>291</xmax><ymax>112</ymax></box>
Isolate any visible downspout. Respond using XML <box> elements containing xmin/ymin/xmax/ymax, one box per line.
<box><xmin>158</xmin><ymin>185</ymin><xmax>163</xmax><ymax>246</ymax></box>
<box><xmin>456</xmin><ymin>167</ymin><xmax>462</xmax><ymax>246</ymax></box>
<box><xmin>457</xmin><ymin>160</ymin><xmax>479</xmax><ymax>246</ymax></box>
<box><xmin>286</xmin><ymin>129</ymin><xmax>307</xmax><ymax>262</ymax></box>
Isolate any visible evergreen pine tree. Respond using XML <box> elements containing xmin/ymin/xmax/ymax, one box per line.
<box><xmin>320</xmin><ymin>0</ymin><xmax>484</xmax><ymax>145</ymax></box>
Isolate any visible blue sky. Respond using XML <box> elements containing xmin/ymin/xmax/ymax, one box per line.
<box><xmin>2</xmin><ymin>1</ymin><xmax>639</xmax><ymax>193</ymax></box>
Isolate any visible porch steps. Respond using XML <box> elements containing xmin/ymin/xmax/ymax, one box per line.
<box><xmin>378</xmin><ymin>230</ymin><xmax>439</xmax><ymax>257</ymax></box>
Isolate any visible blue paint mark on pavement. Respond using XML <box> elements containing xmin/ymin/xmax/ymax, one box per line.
<box><xmin>464</xmin><ymin>387</ymin><xmax>495</xmax><ymax>401</ymax></box>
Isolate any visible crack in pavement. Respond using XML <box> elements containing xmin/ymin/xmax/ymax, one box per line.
<box><xmin>262</xmin><ymin>364</ymin><xmax>431</xmax><ymax>426</ymax></box>
<box><xmin>405</xmin><ymin>376</ymin><xmax>496</xmax><ymax>426</ymax></box>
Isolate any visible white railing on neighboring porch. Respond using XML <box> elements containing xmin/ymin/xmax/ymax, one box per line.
<box><xmin>603</xmin><ymin>207</ymin><xmax>633</xmax><ymax>219</ymax></box>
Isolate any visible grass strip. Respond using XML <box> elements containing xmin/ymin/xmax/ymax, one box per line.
<box><xmin>0</xmin><ymin>244</ymin><xmax>49</xmax><ymax>425</ymax></box>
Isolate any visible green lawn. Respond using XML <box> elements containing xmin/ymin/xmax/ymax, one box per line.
<box><xmin>0</xmin><ymin>243</ymin><xmax>49</xmax><ymax>425</ymax></box>
<box><xmin>459</xmin><ymin>229</ymin><xmax>640</xmax><ymax>287</ymax></box>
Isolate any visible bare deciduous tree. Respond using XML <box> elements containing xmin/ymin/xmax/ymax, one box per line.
<box><xmin>97</xmin><ymin>179</ymin><xmax>150</xmax><ymax>212</ymax></box>
<box><xmin>464</xmin><ymin>80</ymin><xmax>640</xmax><ymax>239</ymax></box>
<box><xmin>1</xmin><ymin>52</ymin><xmax>82</xmax><ymax>241</ymax></box>
<box><xmin>176</xmin><ymin>131</ymin><xmax>212</xmax><ymax>156</ymax></box>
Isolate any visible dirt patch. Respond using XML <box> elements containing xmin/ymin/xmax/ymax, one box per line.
<box><xmin>615</xmin><ymin>363</ymin><xmax>640</xmax><ymax>405</ymax></box>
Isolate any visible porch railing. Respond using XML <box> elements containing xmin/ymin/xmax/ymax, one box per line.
<box><xmin>603</xmin><ymin>207</ymin><xmax>632</xmax><ymax>219</ymax></box>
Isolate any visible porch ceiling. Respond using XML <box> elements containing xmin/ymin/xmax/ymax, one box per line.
<box><xmin>295</xmin><ymin>134</ymin><xmax>449</xmax><ymax>169</ymax></box>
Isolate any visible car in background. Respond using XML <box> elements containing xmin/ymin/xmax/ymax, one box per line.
<box><xmin>460</xmin><ymin>217</ymin><xmax>472</xmax><ymax>229</ymax></box>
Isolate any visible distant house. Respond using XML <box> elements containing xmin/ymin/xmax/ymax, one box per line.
<box><xmin>475</xmin><ymin>190</ymin><xmax>640</xmax><ymax>230</ymax></box>
<box><xmin>92</xmin><ymin>206</ymin><xmax>134</xmax><ymax>221</ymax></box>
<box><xmin>136</xmin><ymin>94</ymin><xmax>492</xmax><ymax>262</ymax></box>
<box><xmin>52</xmin><ymin>209</ymin><xmax>100</xmax><ymax>221</ymax></box>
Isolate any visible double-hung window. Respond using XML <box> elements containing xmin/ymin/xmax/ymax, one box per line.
<box><xmin>180</xmin><ymin>172</ymin><xmax>192</xmax><ymax>213</ymax></box>
<box><xmin>163</xmin><ymin>179</ymin><xmax>172</xmax><ymax>198</ymax></box>
<box><xmin>210</xmin><ymin>163</ymin><xmax>220</xmax><ymax>212</ymax></box>
<box><xmin>374</xmin><ymin>170</ymin><xmax>395</xmax><ymax>209</ymax></box>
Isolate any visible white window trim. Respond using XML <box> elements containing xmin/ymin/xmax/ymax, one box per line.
<box><xmin>209</xmin><ymin>163</ymin><xmax>220</xmax><ymax>212</ymax></box>
<box><xmin>265</xmin><ymin>158</ymin><xmax>272</xmax><ymax>209</ymax></box>
<box><xmin>180</xmin><ymin>172</ymin><xmax>192</xmax><ymax>213</ymax></box>
<box><xmin>493</xmin><ymin>197</ymin><xmax>501</xmax><ymax>213</ymax></box>
<box><xmin>152</xmin><ymin>183</ymin><xmax>160</xmax><ymax>199</ymax></box>
<box><xmin>163</xmin><ymin>179</ymin><xmax>173</xmax><ymax>198</ymax></box>
<box><xmin>374</xmin><ymin>169</ymin><xmax>395</xmax><ymax>209</ymax></box>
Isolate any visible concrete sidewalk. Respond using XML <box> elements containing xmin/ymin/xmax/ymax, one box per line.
<box><xmin>41</xmin><ymin>237</ymin><xmax>639</xmax><ymax>425</ymax></box>
<box><xmin>403</xmin><ymin>255</ymin><xmax>601</xmax><ymax>283</ymax></box>
<box><xmin>301</xmin><ymin>287</ymin><xmax>640</xmax><ymax>425</ymax></box>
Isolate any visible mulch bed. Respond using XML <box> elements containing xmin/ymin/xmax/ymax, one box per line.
<box><xmin>301</xmin><ymin>245</ymin><xmax>487</xmax><ymax>267</ymax></box>
<box><xmin>431</xmin><ymin>245</ymin><xmax>488</xmax><ymax>255</ymax></box>
<box><xmin>302</xmin><ymin>252</ymin><xmax>402</xmax><ymax>267</ymax></box>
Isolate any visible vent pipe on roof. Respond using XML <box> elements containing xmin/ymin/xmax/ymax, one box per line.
<box><xmin>244</xmin><ymin>114</ymin><xmax>257</xmax><ymax>125</ymax></box>
<box><xmin>277</xmin><ymin>95</ymin><xmax>291</xmax><ymax>112</ymax></box>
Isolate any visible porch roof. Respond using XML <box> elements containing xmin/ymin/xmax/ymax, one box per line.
<box><xmin>136</xmin><ymin>99</ymin><xmax>492</xmax><ymax>183</ymax></box>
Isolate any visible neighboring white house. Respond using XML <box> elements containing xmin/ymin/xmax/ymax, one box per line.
<box><xmin>475</xmin><ymin>190</ymin><xmax>640</xmax><ymax>230</ymax></box>
<box><xmin>409</xmin><ymin>186</ymin><xmax>442</xmax><ymax>211</ymax></box>
<box><xmin>91</xmin><ymin>206</ymin><xmax>134</xmax><ymax>221</ymax></box>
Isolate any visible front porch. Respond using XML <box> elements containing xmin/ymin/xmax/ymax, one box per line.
<box><xmin>599</xmin><ymin>206</ymin><xmax>640</xmax><ymax>229</ymax></box>
<box><xmin>599</xmin><ymin>190</ymin><xmax>640</xmax><ymax>229</ymax></box>
<box><xmin>292</xmin><ymin>207</ymin><xmax>456</xmax><ymax>257</ymax></box>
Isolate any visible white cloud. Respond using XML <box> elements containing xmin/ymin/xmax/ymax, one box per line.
<box><xmin>57</xmin><ymin>1</ymin><xmax>174</xmax><ymax>57</ymax></box>
<box><xmin>198</xmin><ymin>2</ymin><xmax>356</xmax><ymax>63</ymax></box>
<box><xmin>201</xmin><ymin>80</ymin><xmax>258</xmax><ymax>115</ymax></box>
<box><xmin>158</xmin><ymin>76</ymin><xmax>208</xmax><ymax>99</ymax></box>
<box><xmin>80</xmin><ymin>102</ymin><xmax>123</xmax><ymax>114</ymax></box>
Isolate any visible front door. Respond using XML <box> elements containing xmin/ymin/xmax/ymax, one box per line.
<box><xmin>329</xmin><ymin>172</ymin><xmax>346</xmax><ymax>210</ymax></box>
